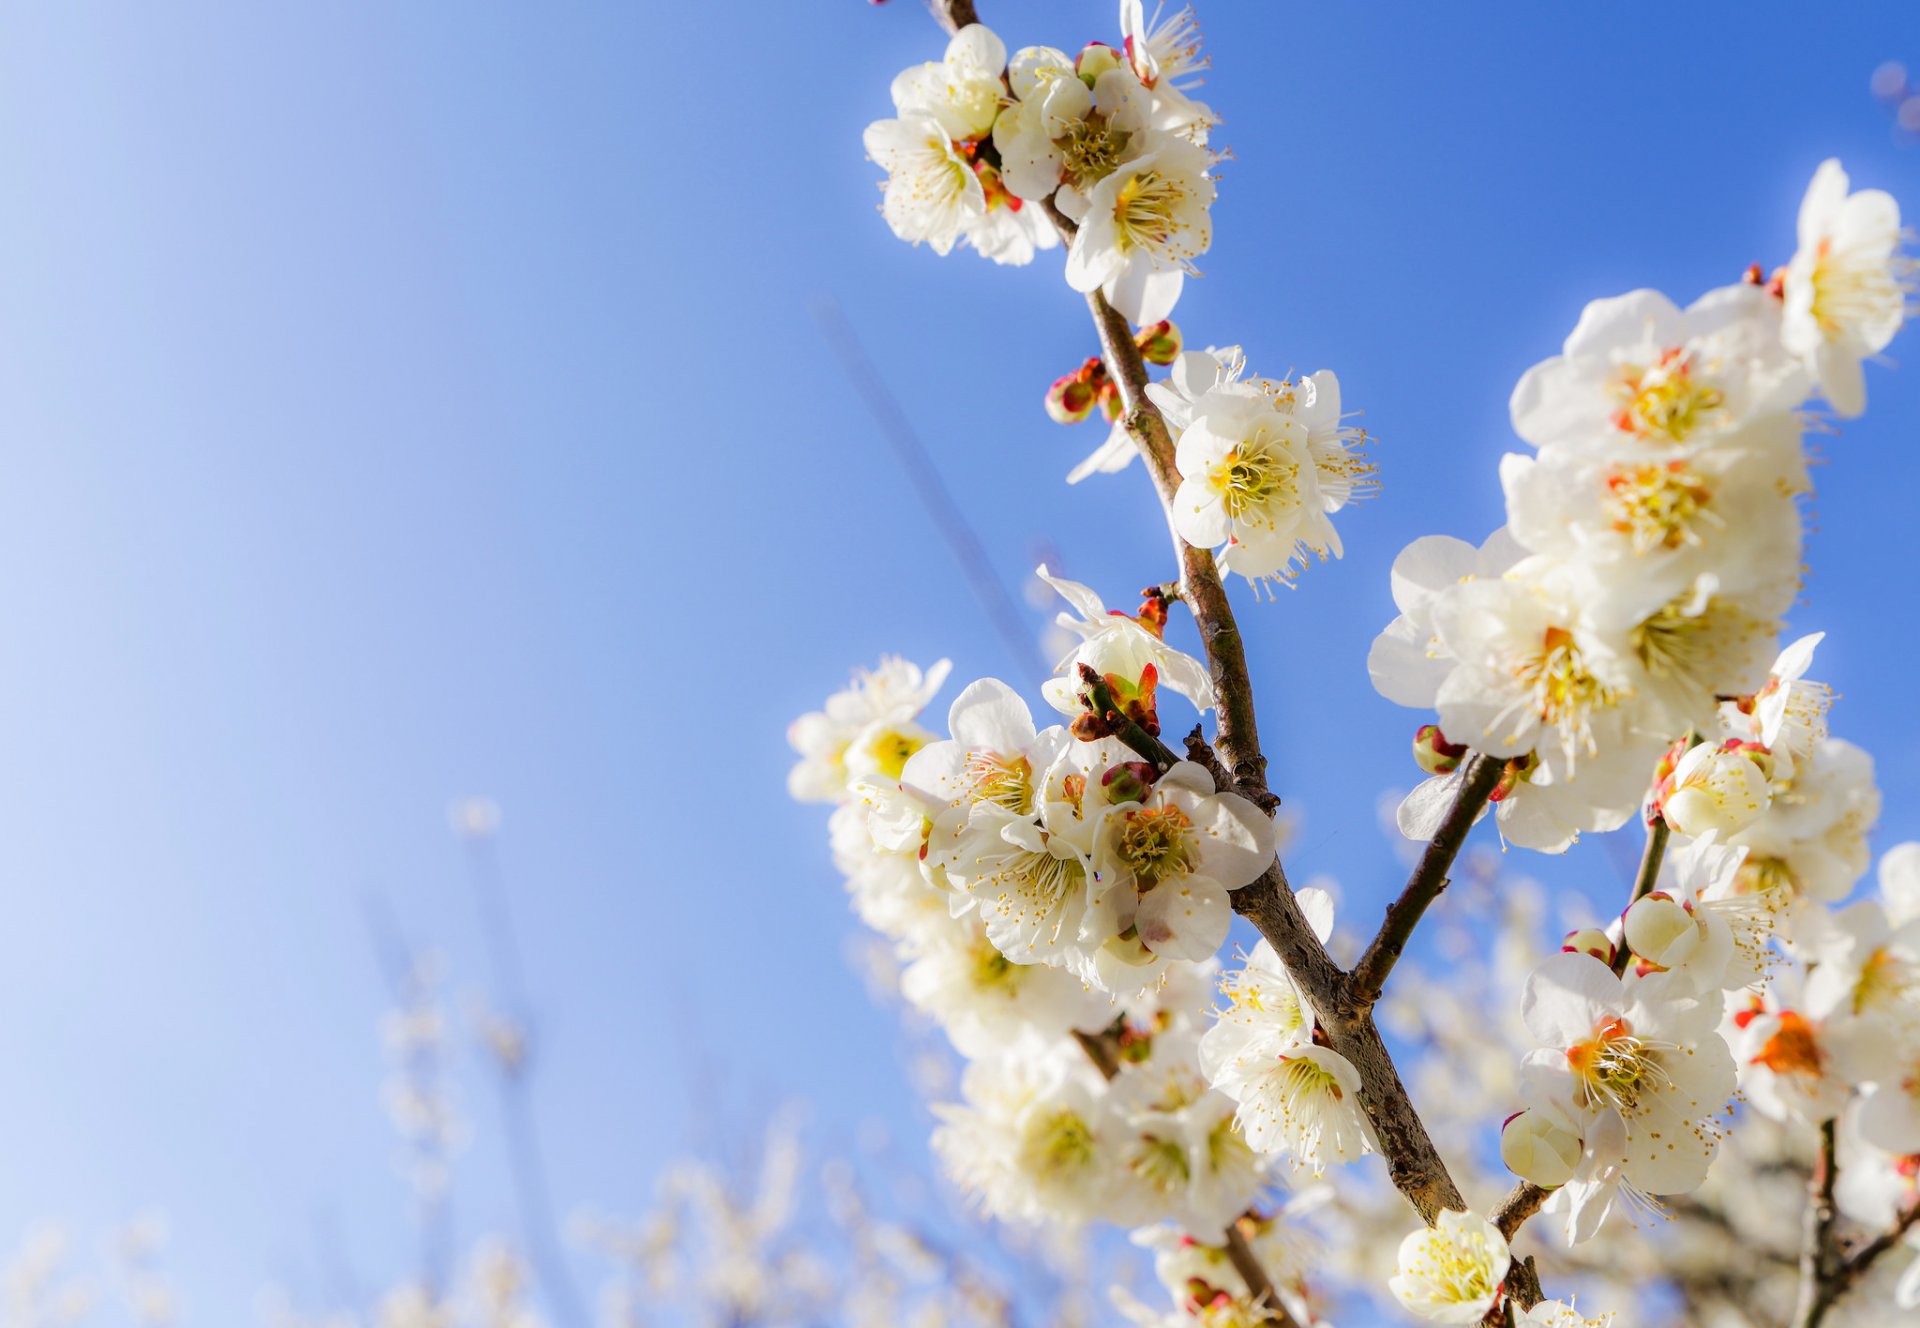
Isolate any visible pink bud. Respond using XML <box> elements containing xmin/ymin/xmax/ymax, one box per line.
<box><xmin>1135</xmin><ymin>319</ymin><xmax>1182</xmax><ymax>366</ymax></box>
<box><xmin>1561</xmin><ymin>928</ymin><xmax>1614</xmax><ymax>965</ymax></box>
<box><xmin>1412</xmin><ymin>724</ymin><xmax>1468</xmax><ymax>775</ymax></box>
<box><xmin>1046</xmin><ymin>372</ymin><xmax>1098</xmax><ymax>424</ymax></box>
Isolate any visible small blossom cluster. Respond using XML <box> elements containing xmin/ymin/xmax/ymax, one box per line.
<box><xmin>791</xmin><ymin>567</ymin><xmax>1336</xmax><ymax>1323</ymax></box>
<box><xmin>864</xmin><ymin>4</ymin><xmax>1216</xmax><ymax>320</ymax></box>
<box><xmin>1373</xmin><ymin>159</ymin><xmax>1907</xmax><ymax>858</ymax></box>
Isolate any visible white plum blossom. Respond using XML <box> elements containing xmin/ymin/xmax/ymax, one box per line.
<box><xmin>1387</xmin><ymin>1209</ymin><xmax>1509</xmax><ymax>1323</ymax></box>
<box><xmin>994</xmin><ymin>53</ymin><xmax>1151</xmax><ymax>211</ymax></box>
<box><xmin>862</xmin><ymin>114</ymin><xmax>985</xmax><ymax>258</ymax></box>
<box><xmin>1107</xmin><ymin>1025</ymin><xmax>1269</xmax><ymax>1232</ymax></box>
<box><xmin>1722</xmin><ymin>630</ymin><xmax>1832</xmax><ymax>779</ymax></box>
<box><xmin>1509</xmin><ymin>284</ymin><xmax>1807</xmax><ymax>451</ymax></box>
<box><xmin>932</xmin><ymin>1034</ymin><xmax>1124</xmax><ymax>1225</ymax></box>
<box><xmin>787</xmin><ymin>656</ymin><xmax>950</xmax><ymax>803</ymax></box>
<box><xmin>1658</xmin><ymin>740</ymin><xmax>1773</xmax><ymax>839</ymax></box>
<box><xmin>1034</xmin><ymin>564</ymin><xmax>1216</xmax><ymax>716</ymax></box>
<box><xmin>1498</xmin><ymin>416</ymin><xmax>1806</xmax><ymax>629</ymax></box>
<box><xmin>1517</xmin><ymin>1301</ymin><xmax>1615</xmax><ymax>1328</ymax></box>
<box><xmin>1519</xmin><ymin>953</ymin><xmax>1736</xmax><ymax>1204</ymax></box>
<box><xmin>1367</xmin><ymin>530</ymin><xmax>1524</xmax><ymax>709</ymax></box>
<box><xmin>1119</xmin><ymin>1</ymin><xmax>1217</xmax><ymax>141</ymax></box>
<box><xmin>1781</xmin><ymin>158</ymin><xmax>1910</xmax><ymax>417</ymax></box>
<box><xmin>1199</xmin><ymin>891</ymin><xmax>1373</xmax><ymax>1174</ymax></box>
<box><xmin>1424</xmin><ymin>556</ymin><xmax>1643</xmax><ymax>774</ymax></box>
<box><xmin>1065</xmin><ymin>139</ymin><xmax>1214</xmax><ymax>324</ymax></box>
<box><xmin>890</xmin><ymin>24</ymin><xmax>1008</xmax><ymax>143</ymax></box>
<box><xmin>1728</xmin><ymin>736</ymin><xmax>1881</xmax><ymax>905</ymax></box>
<box><xmin>1170</xmin><ymin>368</ymin><xmax>1372</xmax><ymax>587</ymax></box>
<box><xmin>899</xmin><ymin>912</ymin><xmax>1111</xmax><ymax>1060</ymax></box>
<box><xmin>1090</xmin><ymin>761</ymin><xmax>1276</xmax><ymax>964</ymax></box>
<box><xmin>1726</xmin><ymin>978</ymin><xmax>1851</xmax><ymax>1127</ymax></box>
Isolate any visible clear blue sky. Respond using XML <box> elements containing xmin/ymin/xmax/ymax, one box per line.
<box><xmin>0</xmin><ymin>1</ymin><xmax>1912</xmax><ymax>1322</ymax></box>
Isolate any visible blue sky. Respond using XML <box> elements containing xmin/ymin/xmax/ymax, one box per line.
<box><xmin>0</xmin><ymin>1</ymin><xmax>1912</xmax><ymax>1322</ymax></box>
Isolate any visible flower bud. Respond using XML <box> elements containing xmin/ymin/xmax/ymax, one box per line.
<box><xmin>1099</xmin><ymin>761</ymin><xmax>1159</xmax><ymax>806</ymax></box>
<box><xmin>1488</xmin><ymin>752</ymin><xmax>1533</xmax><ymax>803</ymax></box>
<box><xmin>1134</xmin><ymin>319</ymin><xmax>1182</xmax><ymax>365</ymax></box>
<box><xmin>1659</xmin><ymin>740</ymin><xmax>1772</xmax><ymax>837</ymax></box>
<box><xmin>1412</xmin><ymin>725</ymin><xmax>1468</xmax><ymax>776</ymax></box>
<box><xmin>1623</xmin><ymin>892</ymin><xmax>1701</xmax><ymax>971</ymax></box>
<box><xmin>1100</xmin><ymin>928</ymin><xmax>1156</xmax><ymax>968</ymax></box>
<box><xmin>1097</xmin><ymin>377</ymin><xmax>1123</xmax><ymax>422</ymax></box>
<box><xmin>1500</xmin><ymin>1109</ymin><xmax>1581</xmax><ymax>1188</ymax></box>
<box><xmin>1046</xmin><ymin>372</ymin><xmax>1099</xmax><ymax>424</ymax></box>
<box><xmin>1076</xmin><ymin>42</ymin><xmax>1123</xmax><ymax>83</ymax></box>
<box><xmin>1560</xmin><ymin>928</ymin><xmax>1615</xmax><ymax>966</ymax></box>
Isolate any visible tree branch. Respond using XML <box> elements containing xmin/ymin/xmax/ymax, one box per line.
<box><xmin>927</xmin><ymin>0</ymin><xmax>1522</xmax><ymax>1302</ymax></box>
<box><xmin>1793</xmin><ymin>1119</ymin><xmax>1841</xmax><ymax>1327</ymax></box>
<box><xmin>1802</xmin><ymin>1197</ymin><xmax>1920</xmax><ymax>1326</ymax></box>
<box><xmin>1789</xmin><ymin>1120</ymin><xmax>1920</xmax><ymax>1328</ymax></box>
<box><xmin>1349</xmin><ymin>755</ymin><xmax>1505</xmax><ymax>1007</ymax></box>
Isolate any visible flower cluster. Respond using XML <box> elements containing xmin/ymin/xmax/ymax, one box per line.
<box><xmin>791</xmin><ymin>565</ymin><xmax>1335</xmax><ymax>1323</ymax></box>
<box><xmin>1373</xmin><ymin>160</ymin><xmax>1905</xmax><ymax>858</ymax></box>
<box><xmin>864</xmin><ymin>5</ymin><xmax>1216</xmax><ymax>321</ymax></box>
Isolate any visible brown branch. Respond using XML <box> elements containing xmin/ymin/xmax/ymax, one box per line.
<box><xmin>1793</xmin><ymin>1119</ymin><xmax>1842</xmax><ymax>1327</ymax></box>
<box><xmin>1801</xmin><ymin>1197</ymin><xmax>1920</xmax><ymax>1326</ymax></box>
<box><xmin>1349</xmin><ymin>755</ymin><xmax>1505</xmax><ymax>1007</ymax></box>
<box><xmin>1610</xmin><ymin>814</ymin><xmax>1671</xmax><ymax>976</ymax></box>
<box><xmin>920</xmin><ymin>0</ymin><xmax>1518</xmax><ymax>1302</ymax></box>
<box><xmin>924</xmin><ymin>0</ymin><xmax>980</xmax><ymax>36</ymax></box>
<box><xmin>1040</xmin><ymin>174</ymin><xmax>1478</xmax><ymax>1243</ymax></box>
<box><xmin>1491</xmin><ymin>1182</ymin><xmax>1548</xmax><ymax>1241</ymax></box>
<box><xmin>1790</xmin><ymin>1120</ymin><xmax>1920</xmax><ymax>1327</ymax></box>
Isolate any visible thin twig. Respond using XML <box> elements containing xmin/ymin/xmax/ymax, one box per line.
<box><xmin>1349</xmin><ymin>755</ymin><xmax>1505</xmax><ymax>1007</ymax></box>
<box><xmin>1803</xmin><ymin>1197</ymin><xmax>1920</xmax><ymax>1326</ymax></box>
<box><xmin>1793</xmin><ymin>1119</ymin><xmax>1841</xmax><ymax>1327</ymax></box>
<box><xmin>813</xmin><ymin>297</ymin><xmax>1048</xmax><ymax>684</ymax></box>
<box><xmin>924</xmin><ymin>0</ymin><xmax>979</xmax><ymax>36</ymax></box>
<box><xmin>1611</xmin><ymin>815</ymin><xmax>1671</xmax><ymax>976</ymax></box>
<box><xmin>462</xmin><ymin>837</ymin><xmax>591</xmax><ymax>1328</ymax></box>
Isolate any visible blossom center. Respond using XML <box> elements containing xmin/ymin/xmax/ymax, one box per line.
<box><xmin>1601</xmin><ymin>461</ymin><xmax>1717</xmax><ymax>554</ymax></box>
<box><xmin>1057</xmin><ymin>118</ymin><xmax>1132</xmax><ymax>191</ymax></box>
<box><xmin>1610</xmin><ymin>349</ymin><xmax>1724</xmax><ymax>443</ymax></box>
<box><xmin>964</xmin><ymin>751</ymin><xmax>1033</xmax><ymax>813</ymax></box>
<box><xmin>1116</xmin><ymin>805</ymin><xmax>1196</xmax><ymax>886</ymax></box>
<box><xmin>1752</xmin><ymin>1011</ymin><xmax>1824</xmax><ymax>1078</ymax></box>
<box><xmin>1809</xmin><ymin>237</ymin><xmax>1906</xmax><ymax>338</ymax></box>
<box><xmin>1111</xmin><ymin>169</ymin><xmax>1201</xmax><ymax>261</ymax></box>
<box><xmin>1567</xmin><ymin>1015</ymin><xmax>1669</xmax><ymax>1112</ymax></box>
<box><xmin>1209</xmin><ymin>431</ymin><xmax>1301</xmax><ymax>524</ymax></box>
<box><xmin>1025</xmin><ymin>1108</ymin><xmax>1098</xmax><ymax>1178</ymax></box>
<box><xmin>1512</xmin><ymin>625</ymin><xmax>1616</xmax><ymax>759</ymax></box>
<box><xmin>1631</xmin><ymin>595</ymin><xmax>1769</xmax><ymax>697</ymax></box>
<box><xmin>1852</xmin><ymin>946</ymin><xmax>1917</xmax><ymax>1016</ymax></box>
